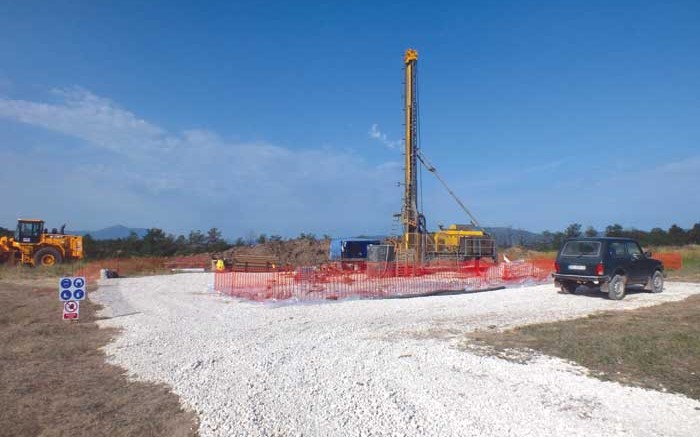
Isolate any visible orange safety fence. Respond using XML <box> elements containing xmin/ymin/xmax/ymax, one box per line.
<box><xmin>214</xmin><ymin>259</ymin><xmax>554</xmax><ymax>302</ymax></box>
<box><xmin>653</xmin><ymin>252</ymin><xmax>683</xmax><ymax>271</ymax></box>
<box><xmin>75</xmin><ymin>256</ymin><xmax>184</xmax><ymax>282</ymax></box>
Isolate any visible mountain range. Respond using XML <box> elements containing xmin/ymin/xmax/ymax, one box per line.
<box><xmin>67</xmin><ymin>224</ymin><xmax>546</xmax><ymax>245</ymax></box>
<box><xmin>70</xmin><ymin>225</ymin><xmax>149</xmax><ymax>240</ymax></box>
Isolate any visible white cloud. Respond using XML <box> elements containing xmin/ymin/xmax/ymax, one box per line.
<box><xmin>0</xmin><ymin>87</ymin><xmax>167</xmax><ymax>159</ymax></box>
<box><xmin>0</xmin><ymin>89</ymin><xmax>403</xmax><ymax>237</ymax></box>
<box><xmin>369</xmin><ymin>123</ymin><xmax>401</xmax><ymax>149</ymax></box>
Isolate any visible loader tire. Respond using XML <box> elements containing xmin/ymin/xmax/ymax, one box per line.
<box><xmin>33</xmin><ymin>247</ymin><xmax>63</xmax><ymax>267</ymax></box>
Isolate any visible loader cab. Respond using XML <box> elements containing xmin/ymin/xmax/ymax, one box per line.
<box><xmin>15</xmin><ymin>219</ymin><xmax>44</xmax><ymax>244</ymax></box>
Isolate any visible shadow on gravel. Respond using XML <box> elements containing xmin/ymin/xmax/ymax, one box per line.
<box><xmin>560</xmin><ymin>284</ymin><xmax>650</xmax><ymax>299</ymax></box>
<box><xmin>0</xmin><ymin>280</ymin><xmax>199</xmax><ymax>437</ymax></box>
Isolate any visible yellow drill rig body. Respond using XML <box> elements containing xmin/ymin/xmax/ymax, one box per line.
<box><xmin>399</xmin><ymin>49</ymin><xmax>497</xmax><ymax>263</ymax></box>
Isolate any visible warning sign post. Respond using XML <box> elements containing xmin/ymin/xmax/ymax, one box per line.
<box><xmin>59</xmin><ymin>277</ymin><xmax>85</xmax><ymax>320</ymax></box>
<box><xmin>63</xmin><ymin>301</ymin><xmax>80</xmax><ymax>320</ymax></box>
<box><xmin>59</xmin><ymin>276</ymin><xmax>87</xmax><ymax>302</ymax></box>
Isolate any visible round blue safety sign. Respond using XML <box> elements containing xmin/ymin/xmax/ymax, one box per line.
<box><xmin>61</xmin><ymin>278</ymin><xmax>72</xmax><ymax>289</ymax></box>
<box><xmin>73</xmin><ymin>289</ymin><xmax>85</xmax><ymax>300</ymax></box>
<box><xmin>60</xmin><ymin>289</ymin><xmax>72</xmax><ymax>300</ymax></box>
<box><xmin>73</xmin><ymin>278</ymin><xmax>85</xmax><ymax>288</ymax></box>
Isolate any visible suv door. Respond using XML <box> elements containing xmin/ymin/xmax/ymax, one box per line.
<box><xmin>607</xmin><ymin>240</ymin><xmax>629</xmax><ymax>276</ymax></box>
<box><xmin>625</xmin><ymin>241</ymin><xmax>648</xmax><ymax>283</ymax></box>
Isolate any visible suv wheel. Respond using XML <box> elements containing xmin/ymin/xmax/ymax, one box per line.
<box><xmin>608</xmin><ymin>274</ymin><xmax>626</xmax><ymax>300</ymax></box>
<box><xmin>650</xmin><ymin>270</ymin><xmax>664</xmax><ymax>293</ymax></box>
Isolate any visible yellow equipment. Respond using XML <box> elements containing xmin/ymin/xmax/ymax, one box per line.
<box><xmin>0</xmin><ymin>219</ymin><xmax>84</xmax><ymax>267</ymax></box>
<box><xmin>398</xmin><ymin>49</ymin><xmax>497</xmax><ymax>262</ymax></box>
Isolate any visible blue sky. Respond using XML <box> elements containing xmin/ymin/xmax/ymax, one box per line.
<box><xmin>1</xmin><ymin>1</ymin><xmax>698</xmax><ymax>238</ymax></box>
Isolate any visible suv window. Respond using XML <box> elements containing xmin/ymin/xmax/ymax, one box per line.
<box><xmin>561</xmin><ymin>240</ymin><xmax>601</xmax><ymax>257</ymax></box>
<box><xmin>626</xmin><ymin>241</ymin><xmax>642</xmax><ymax>257</ymax></box>
<box><xmin>609</xmin><ymin>241</ymin><xmax>626</xmax><ymax>258</ymax></box>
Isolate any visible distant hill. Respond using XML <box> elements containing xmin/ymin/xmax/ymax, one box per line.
<box><xmin>484</xmin><ymin>227</ymin><xmax>544</xmax><ymax>247</ymax></box>
<box><xmin>71</xmin><ymin>225</ymin><xmax>149</xmax><ymax>240</ymax></box>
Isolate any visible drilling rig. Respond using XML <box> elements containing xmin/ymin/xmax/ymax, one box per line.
<box><xmin>396</xmin><ymin>48</ymin><xmax>497</xmax><ymax>263</ymax></box>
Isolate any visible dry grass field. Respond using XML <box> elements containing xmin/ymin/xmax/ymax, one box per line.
<box><xmin>0</xmin><ymin>278</ymin><xmax>198</xmax><ymax>437</ymax></box>
<box><xmin>471</xmin><ymin>293</ymin><xmax>700</xmax><ymax>400</ymax></box>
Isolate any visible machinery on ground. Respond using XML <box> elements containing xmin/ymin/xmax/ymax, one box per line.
<box><xmin>0</xmin><ymin>219</ymin><xmax>84</xmax><ymax>267</ymax></box>
<box><xmin>394</xmin><ymin>49</ymin><xmax>498</xmax><ymax>263</ymax></box>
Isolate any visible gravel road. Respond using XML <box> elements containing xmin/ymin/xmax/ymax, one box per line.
<box><xmin>94</xmin><ymin>274</ymin><xmax>700</xmax><ymax>437</ymax></box>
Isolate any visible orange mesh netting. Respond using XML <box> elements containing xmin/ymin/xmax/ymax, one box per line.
<box><xmin>214</xmin><ymin>259</ymin><xmax>554</xmax><ymax>302</ymax></box>
<box><xmin>652</xmin><ymin>252</ymin><xmax>683</xmax><ymax>271</ymax></box>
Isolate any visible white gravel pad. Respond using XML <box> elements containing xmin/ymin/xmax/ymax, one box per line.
<box><xmin>93</xmin><ymin>274</ymin><xmax>700</xmax><ymax>437</ymax></box>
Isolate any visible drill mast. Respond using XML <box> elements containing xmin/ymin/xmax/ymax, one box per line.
<box><xmin>396</xmin><ymin>48</ymin><xmax>498</xmax><ymax>263</ymax></box>
<box><xmin>402</xmin><ymin>48</ymin><xmax>420</xmax><ymax>250</ymax></box>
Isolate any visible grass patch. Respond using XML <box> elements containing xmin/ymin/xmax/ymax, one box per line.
<box><xmin>0</xmin><ymin>279</ymin><xmax>199</xmax><ymax>437</ymax></box>
<box><xmin>659</xmin><ymin>245</ymin><xmax>700</xmax><ymax>282</ymax></box>
<box><xmin>0</xmin><ymin>263</ymin><xmax>84</xmax><ymax>282</ymax></box>
<box><xmin>468</xmin><ymin>294</ymin><xmax>700</xmax><ymax>400</ymax></box>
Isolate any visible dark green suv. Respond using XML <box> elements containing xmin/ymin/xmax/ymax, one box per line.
<box><xmin>553</xmin><ymin>237</ymin><xmax>664</xmax><ymax>300</ymax></box>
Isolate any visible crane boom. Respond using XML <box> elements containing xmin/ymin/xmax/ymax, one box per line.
<box><xmin>417</xmin><ymin>151</ymin><xmax>482</xmax><ymax>229</ymax></box>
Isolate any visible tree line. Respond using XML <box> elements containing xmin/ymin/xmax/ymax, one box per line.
<box><xmin>81</xmin><ymin>228</ymin><xmax>331</xmax><ymax>259</ymax></box>
<box><xmin>83</xmin><ymin>228</ymin><xmax>230</xmax><ymax>259</ymax></box>
<box><xmin>534</xmin><ymin>223</ymin><xmax>700</xmax><ymax>251</ymax></box>
<box><xmin>4</xmin><ymin>222</ymin><xmax>698</xmax><ymax>259</ymax></box>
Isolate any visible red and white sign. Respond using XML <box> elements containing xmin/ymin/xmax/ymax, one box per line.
<box><xmin>63</xmin><ymin>300</ymin><xmax>80</xmax><ymax>320</ymax></box>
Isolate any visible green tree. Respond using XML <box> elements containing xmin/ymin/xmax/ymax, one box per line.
<box><xmin>584</xmin><ymin>226</ymin><xmax>597</xmax><ymax>237</ymax></box>
<box><xmin>688</xmin><ymin>223</ymin><xmax>700</xmax><ymax>245</ymax></box>
<box><xmin>205</xmin><ymin>227</ymin><xmax>229</xmax><ymax>252</ymax></box>
<box><xmin>82</xmin><ymin>234</ymin><xmax>98</xmax><ymax>258</ymax></box>
<box><xmin>647</xmin><ymin>228</ymin><xmax>667</xmax><ymax>246</ymax></box>
<box><xmin>206</xmin><ymin>228</ymin><xmax>223</xmax><ymax>245</ymax></box>
<box><xmin>174</xmin><ymin>234</ymin><xmax>187</xmax><ymax>253</ymax></box>
<box><xmin>668</xmin><ymin>224</ymin><xmax>687</xmax><ymax>246</ymax></box>
<box><xmin>123</xmin><ymin>231</ymin><xmax>141</xmax><ymax>256</ymax></box>
<box><xmin>551</xmin><ymin>231</ymin><xmax>565</xmax><ymax>250</ymax></box>
<box><xmin>257</xmin><ymin>233</ymin><xmax>268</xmax><ymax>244</ymax></box>
<box><xmin>188</xmin><ymin>230</ymin><xmax>206</xmax><ymax>252</ymax></box>
<box><xmin>564</xmin><ymin>223</ymin><xmax>582</xmax><ymax>239</ymax></box>
<box><xmin>299</xmin><ymin>232</ymin><xmax>317</xmax><ymax>241</ymax></box>
<box><xmin>141</xmin><ymin>228</ymin><xmax>176</xmax><ymax>257</ymax></box>
<box><xmin>537</xmin><ymin>230</ymin><xmax>554</xmax><ymax>251</ymax></box>
<box><xmin>605</xmin><ymin>224</ymin><xmax>624</xmax><ymax>237</ymax></box>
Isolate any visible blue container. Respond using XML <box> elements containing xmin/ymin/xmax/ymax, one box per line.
<box><xmin>329</xmin><ymin>238</ymin><xmax>382</xmax><ymax>260</ymax></box>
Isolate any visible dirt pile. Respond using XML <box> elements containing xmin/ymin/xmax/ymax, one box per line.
<box><xmin>216</xmin><ymin>238</ymin><xmax>330</xmax><ymax>267</ymax></box>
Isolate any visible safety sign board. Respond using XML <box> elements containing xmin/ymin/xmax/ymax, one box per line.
<box><xmin>63</xmin><ymin>300</ymin><xmax>80</xmax><ymax>320</ymax></box>
<box><xmin>59</xmin><ymin>276</ymin><xmax>87</xmax><ymax>302</ymax></box>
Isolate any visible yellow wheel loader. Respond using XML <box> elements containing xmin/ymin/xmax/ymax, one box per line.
<box><xmin>0</xmin><ymin>219</ymin><xmax>84</xmax><ymax>267</ymax></box>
